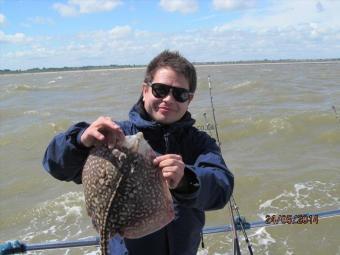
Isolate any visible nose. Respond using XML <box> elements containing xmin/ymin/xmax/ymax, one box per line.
<box><xmin>162</xmin><ymin>88</ymin><xmax>175</xmax><ymax>102</ymax></box>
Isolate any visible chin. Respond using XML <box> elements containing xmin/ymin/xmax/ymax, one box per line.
<box><xmin>155</xmin><ymin>114</ymin><xmax>178</xmax><ymax>124</ymax></box>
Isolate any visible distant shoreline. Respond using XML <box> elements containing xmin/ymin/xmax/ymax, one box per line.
<box><xmin>1</xmin><ymin>58</ymin><xmax>339</xmax><ymax>75</ymax></box>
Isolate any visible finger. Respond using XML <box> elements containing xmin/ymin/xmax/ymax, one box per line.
<box><xmin>163</xmin><ymin>173</ymin><xmax>177</xmax><ymax>189</ymax></box>
<box><xmin>93</xmin><ymin>118</ymin><xmax>125</xmax><ymax>147</ymax></box>
<box><xmin>161</xmin><ymin>166</ymin><xmax>178</xmax><ymax>174</ymax></box>
<box><xmin>91</xmin><ymin>130</ymin><xmax>105</xmax><ymax>142</ymax></box>
<box><xmin>97</xmin><ymin>122</ymin><xmax>121</xmax><ymax>134</ymax></box>
<box><xmin>158</xmin><ymin>159</ymin><xmax>184</xmax><ymax>169</ymax></box>
<box><xmin>106</xmin><ymin>123</ymin><xmax>125</xmax><ymax>145</ymax></box>
<box><xmin>94</xmin><ymin>117</ymin><xmax>121</xmax><ymax>132</ymax></box>
<box><xmin>154</xmin><ymin>154</ymin><xmax>182</xmax><ymax>165</ymax></box>
<box><xmin>107</xmin><ymin>132</ymin><xmax>117</xmax><ymax>149</ymax></box>
<box><xmin>158</xmin><ymin>154</ymin><xmax>182</xmax><ymax>161</ymax></box>
<box><xmin>114</xmin><ymin>126</ymin><xmax>125</xmax><ymax>145</ymax></box>
<box><xmin>162</xmin><ymin>166</ymin><xmax>183</xmax><ymax>180</ymax></box>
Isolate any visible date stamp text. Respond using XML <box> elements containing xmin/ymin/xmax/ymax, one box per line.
<box><xmin>265</xmin><ymin>214</ymin><xmax>319</xmax><ymax>224</ymax></box>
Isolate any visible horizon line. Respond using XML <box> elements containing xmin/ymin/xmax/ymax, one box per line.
<box><xmin>1</xmin><ymin>57</ymin><xmax>340</xmax><ymax>74</ymax></box>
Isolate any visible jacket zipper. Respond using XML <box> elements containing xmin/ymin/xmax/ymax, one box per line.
<box><xmin>162</xmin><ymin>127</ymin><xmax>170</xmax><ymax>154</ymax></box>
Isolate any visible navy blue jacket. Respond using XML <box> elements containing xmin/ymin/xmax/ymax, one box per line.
<box><xmin>43</xmin><ymin>101</ymin><xmax>234</xmax><ymax>255</ymax></box>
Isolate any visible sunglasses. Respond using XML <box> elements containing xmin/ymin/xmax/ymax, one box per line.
<box><xmin>147</xmin><ymin>83</ymin><xmax>193</xmax><ymax>103</ymax></box>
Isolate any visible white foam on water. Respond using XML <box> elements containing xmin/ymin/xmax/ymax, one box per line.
<box><xmin>230</xmin><ymin>80</ymin><xmax>253</xmax><ymax>90</ymax></box>
<box><xmin>252</xmin><ymin>227</ymin><xmax>276</xmax><ymax>247</ymax></box>
<box><xmin>20</xmin><ymin>192</ymin><xmax>86</xmax><ymax>240</ymax></box>
<box><xmin>24</xmin><ymin>110</ymin><xmax>51</xmax><ymax>116</ymax></box>
<box><xmin>48</xmin><ymin>122</ymin><xmax>67</xmax><ymax>133</ymax></box>
<box><xmin>197</xmin><ymin>248</ymin><xmax>209</xmax><ymax>255</ymax></box>
<box><xmin>196</xmin><ymin>228</ymin><xmax>278</xmax><ymax>255</ymax></box>
<box><xmin>269</xmin><ymin>117</ymin><xmax>292</xmax><ymax>134</ymax></box>
<box><xmin>15</xmin><ymin>84</ymin><xmax>35</xmax><ymax>90</ymax></box>
<box><xmin>282</xmin><ymin>239</ymin><xmax>294</xmax><ymax>255</ymax></box>
<box><xmin>259</xmin><ymin>180</ymin><xmax>339</xmax><ymax>212</ymax></box>
<box><xmin>254</xmin><ymin>180</ymin><xmax>339</xmax><ymax>253</ymax></box>
<box><xmin>3</xmin><ymin>83</ymin><xmax>66</xmax><ymax>94</ymax></box>
<box><xmin>24</xmin><ymin>110</ymin><xmax>38</xmax><ymax>115</ymax></box>
<box><xmin>19</xmin><ymin>191</ymin><xmax>101</xmax><ymax>254</ymax></box>
<box><xmin>229</xmin><ymin>227</ymin><xmax>278</xmax><ymax>255</ymax></box>
<box><xmin>197</xmin><ymin>250</ymin><xmax>228</xmax><ymax>255</ymax></box>
<box><xmin>259</xmin><ymin>191</ymin><xmax>295</xmax><ymax>210</ymax></box>
<box><xmin>85</xmin><ymin>250</ymin><xmax>99</xmax><ymax>255</ymax></box>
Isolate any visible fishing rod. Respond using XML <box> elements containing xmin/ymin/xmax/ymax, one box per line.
<box><xmin>2</xmin><ymin>209</ymin><xmax>339</xmax><ymax>254</ymax></box>
<box><xmin>208</xmin><ymin>76</ymin><xmax>221</xmax><ymax>148</ymax></box>
<box><xmin>207</xmin><ymin>75</ymin><xmax>251</xmax><ymax>254</ymax></box>
<box><xmin>203</xmin><ymin>112</ymin><xmax>213</xmax><ymax>136</ymax></box>
<box><xmin>332</xmin><ymin>105</ymin><xmax>340</xmax><ymax>124</ymax></box>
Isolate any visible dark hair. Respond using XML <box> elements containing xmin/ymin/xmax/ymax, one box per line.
<box><xmin>144</xmin><ymin>50</ymin><xmax>197</xmax><ymax>93</ymax></box>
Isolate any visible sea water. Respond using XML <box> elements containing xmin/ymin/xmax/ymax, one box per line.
<box><xmin>1</xmin><ymin>62</ymin><xmax>339</xmax><ymax>254</ymax></box>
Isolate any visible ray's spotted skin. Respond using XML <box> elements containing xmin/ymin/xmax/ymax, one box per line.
<box><xmin>82</xmin><ymin>132</ymin><xmax>174</xmax><ymax>255</ymax></box>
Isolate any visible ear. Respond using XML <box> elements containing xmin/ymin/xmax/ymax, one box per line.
<box><xmin>142</xmin><ymin>83</ymin><xmax>148</xmax><ymax>101</ymax></box>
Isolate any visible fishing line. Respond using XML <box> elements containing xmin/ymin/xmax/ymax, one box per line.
<box><xmin>207</xmin><ymin>76</ymin><xmax>253</xmax><ymax>254</ymax></box>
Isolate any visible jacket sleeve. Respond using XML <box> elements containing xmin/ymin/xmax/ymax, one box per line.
<box><xmin>172</xmin><ymin>131</ymin><xmax>234</xmax><ymax>211</ymax></box>
<box><xmin>42</xmin><ymin>122</ymin><xmax>90</xmax><ymax>184</ymax></box>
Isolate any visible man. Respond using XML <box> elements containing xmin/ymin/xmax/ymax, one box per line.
<box><xmin>43</xmin><ymin>50</ymin><xmax>234</xmax><ymax>255</ymax></box>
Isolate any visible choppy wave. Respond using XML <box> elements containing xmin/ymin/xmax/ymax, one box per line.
<box><xmin>196</xmin><ymin>226</ymin><xmax>284</xmax><ymax>255</ymax></box>
<box><xmin>198</xmin><ymin>178</ymin><xmax>339</xmax><ymax>255</ymax></box>
<box><xmin>258</xmin><ymin>180</ymin><xmax>339</xmax><ymax>213</ymax></box>
<box><xmin>12</xmin><ymin>192</ymin><xmax>98</xmax><ymax>255</ymax></box>
<box><xmin>0</xmin><ymin>81</ymin><xmax>67</xmax><ymax>96</ymax></box>
<box><xmin>230</xmin><ymin>80</ymin><xmax>255</xmax><ymax>90</ymax></box>
<box><xmin>199</xmin><ymin>110</ymin><xmax>340</xmax><ymax>146</ymax></box>
<box><xmin>15</xmin><ymin>83</ymin><xmax>64</xmax><ymax>91</ymax></box>
<box><xmin>23</xmin><ymin>110</ymin><xmax>51</xmax><ymax>116</ymax></box>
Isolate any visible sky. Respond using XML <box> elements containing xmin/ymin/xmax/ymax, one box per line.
<box><xmin>1</xmin><ymin>0</ymin><xmax>340</xmax><ymax>70</ymax></box>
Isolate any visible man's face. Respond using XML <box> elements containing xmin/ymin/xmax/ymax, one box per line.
<box><xmin>142</xmin><ymin>67</ymin><xmax>193</xmax><ymax>124</ymax></box>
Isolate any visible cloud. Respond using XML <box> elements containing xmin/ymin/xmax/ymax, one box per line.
<box><xmin>214</xmin><ymin>1</ymin><xmax>340</xmax><ymax>31</ymax></box>
<box><xmin>159</xmin><ymin>0</ymin><xmax>198</xmax><ymax>14</ymax></box>
<box><xmin>108</xmin><ymin>25</ymin><xmax>132</xmax><ymax>38</ymax></box>
<box><xmin>29</xmin><ymin>16</ymin><xmax>54</xmax><ymax>25</ymax></box>
<box><xmin>53</xmin><ymin>0</ymin><xmax>122</xmax><ymax>16</ymax></box>
<box><xmin>53</xmin><ymin>2</ymin><xmax>78</xmax><ymax>16</ymax></box>
<box><xmin>76</xmin><ymin>25</ymin><xmax>132</xmax><ymax>43</ymax></box>
<box><xmin>5</xmin><ymin>46</ymin><xmax>56</xmax><ymax>59</ymax></box>
<box><xmin>0</xmin><ymin>13</ymin><xmax>5</xmax><ymax>25</ymax></box>
<box><xmin>2</xmin><ymin>1</ymin><xmax>340</xmax><ymax>70</ymax></box>
<box><xmin>21</xmin><ymin>16</ymin><xmax>55</xmax><ymax>28</ymax></box>
<box><xmin>0</xmin><ymin>31</ymin><xmax>32</xmax><ymax>44</ymax></box>
<box><xmin>213</xmin><ymin>0</ymin><xmax>256</xmax><ymax>11</ymax></box>
<box><xmin>4</xmin><ymin>19</ymin><xmax>340</xmax><ymax>70</ymax></box>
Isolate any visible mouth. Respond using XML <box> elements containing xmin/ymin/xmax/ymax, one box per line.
<box><xmin>158</xmin><ymin>106</ymin><xmax>173</xmax><ymax>113</ymax></box>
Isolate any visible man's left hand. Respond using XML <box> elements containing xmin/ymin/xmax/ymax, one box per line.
<box><xmin>153</xmin><ymin>154</ymin><xmax>185</xmax><ymax>189</ymax></box>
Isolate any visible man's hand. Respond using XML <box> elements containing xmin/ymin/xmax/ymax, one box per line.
<box><xmin>80</xmin><ymin>116</ymin><xmax>124</xmax><ymax>148</ymax></box>
<box><xmin>153</xmin><ymin>154</ymin><xmax>185</xmax><ymax>189</ymax></box>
